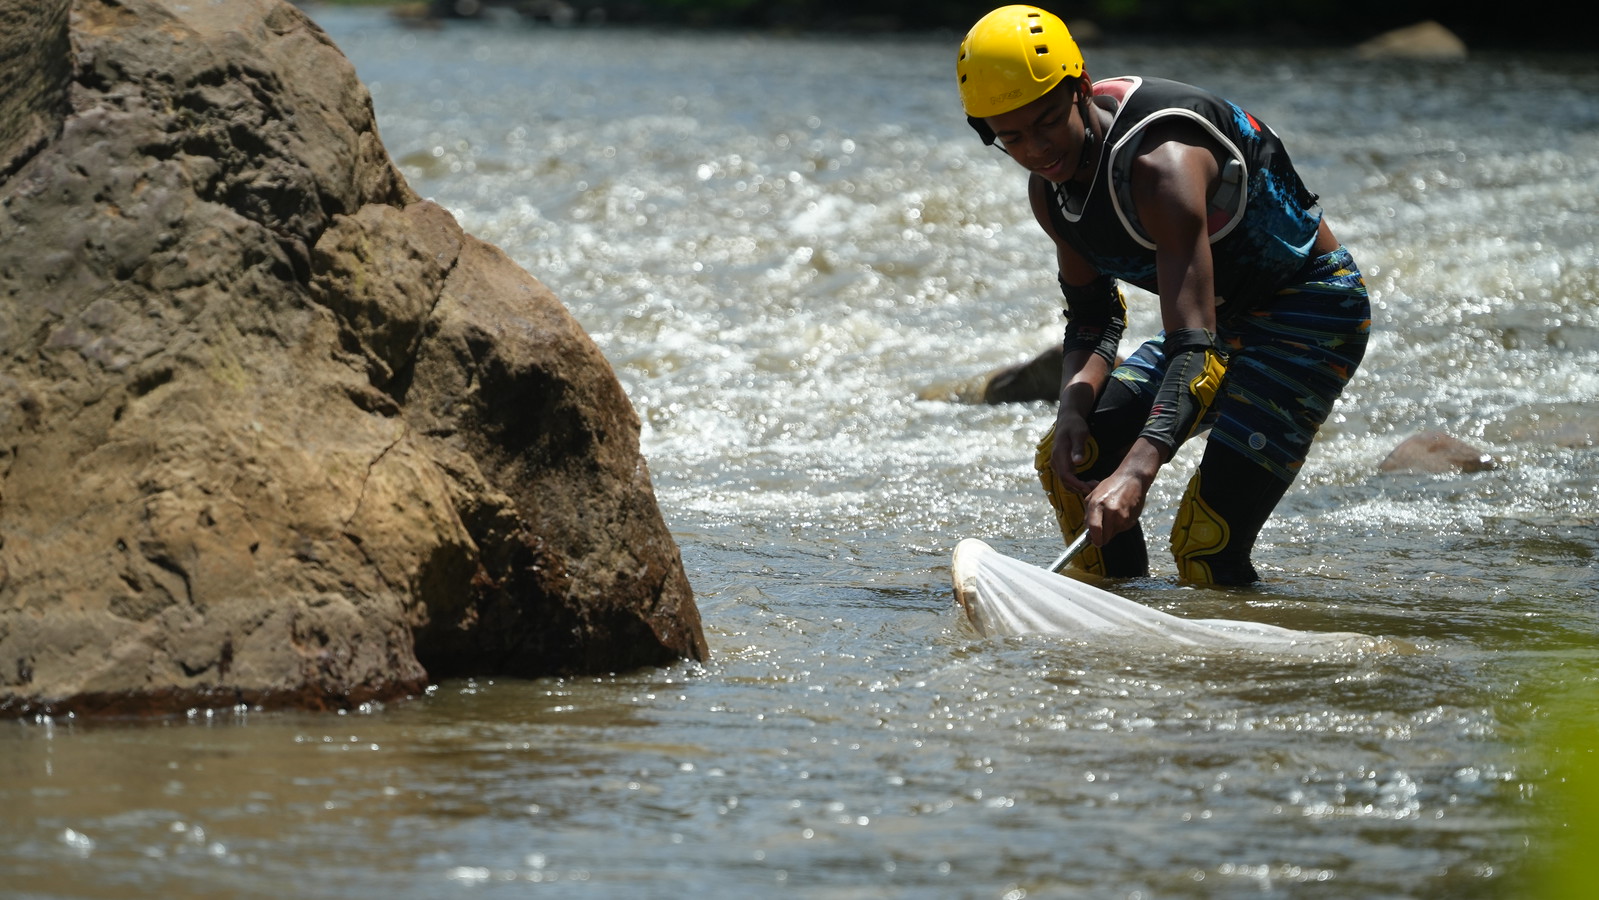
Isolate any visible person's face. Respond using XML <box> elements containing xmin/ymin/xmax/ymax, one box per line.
<box><xmin>984</xmin><ymin>85</ymin><xmax>1083</xmax><ymax>184</ymax></box>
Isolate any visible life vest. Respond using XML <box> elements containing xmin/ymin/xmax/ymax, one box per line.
<box><xmin>1048</xmin><ymin>76</ymin><xmax>1323</xmax><ymax>318</ymax></box>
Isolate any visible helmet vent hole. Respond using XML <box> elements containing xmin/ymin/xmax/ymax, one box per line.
<box><xmin>1034</xmin><ymin>44</ymin><xmax>1048</xmax><ymax>55</ymax></box>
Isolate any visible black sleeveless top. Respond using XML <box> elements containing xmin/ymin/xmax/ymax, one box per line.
<box><xmin>1048</xmin><ymin>76</ymin><xmax>1323</xmax><ymax>319</ymax></box>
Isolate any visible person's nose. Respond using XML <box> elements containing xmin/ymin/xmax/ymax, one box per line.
<box><xmin>1017</xmin><ymin>132</ymin><xmax>1054</xmax><ymax>163</ymax></box>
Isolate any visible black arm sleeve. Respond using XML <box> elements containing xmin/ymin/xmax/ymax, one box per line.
<box><xmin>1138</xmin><ymin>328</ymin><xmax>1227</xmax><ymax>454</ymax></box>
<box><xmin>1060</xmin><ymin>274</ymin><xmax>1126</xmax><ymax>366</ymax></box>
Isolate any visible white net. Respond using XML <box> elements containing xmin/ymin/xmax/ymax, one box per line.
<box><xmin>951</xmin><ymin>538</ymin><xmax>1385</xmax><ymax>658</ymax></box>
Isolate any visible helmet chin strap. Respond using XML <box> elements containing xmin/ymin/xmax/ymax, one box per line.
<box><xmin>1075</xmin><ymin>91</ymin><xmax>1100</xmax><ymax>173</ymax></box>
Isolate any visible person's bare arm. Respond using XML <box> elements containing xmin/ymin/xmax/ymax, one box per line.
<box><xmin>1080</xmin><ymin>122</ymin><xmax>1222</xmax><ymax>545</ymax></box>
<box><xmin>1028</xmin><ymin>175</ymin><xmax>1113</xmax><ymax>497</ymax></box>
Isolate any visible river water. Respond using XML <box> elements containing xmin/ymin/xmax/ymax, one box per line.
<box><xmin>4</xmin><ymin>7</ymin><xmax>1596</xmax><ymax>899</ymax></box>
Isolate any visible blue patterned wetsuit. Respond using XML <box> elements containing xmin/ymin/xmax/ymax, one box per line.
<box><xmin>1034</xmin><ymin>77</ymin><xmax>1371</xmax><ymax>585</ymax></box>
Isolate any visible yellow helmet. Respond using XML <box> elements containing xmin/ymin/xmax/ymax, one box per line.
<box><xmin>957</xmin><ymin>5</ymin><xmax>1085</xmax><ymax>119</ymax></box>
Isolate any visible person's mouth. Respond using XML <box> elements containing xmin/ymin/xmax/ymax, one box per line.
<box><xmin>1035</xmin><ymin>153</ymin><xmax>1069</xmax><ymax>181</ymax></box>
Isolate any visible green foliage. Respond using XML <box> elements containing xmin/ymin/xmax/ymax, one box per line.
<box><xmin>648</xmin><ymin>0</ymin><xmax>762</xmax><ymax>12</ymax></box>
<box><xmin>1533</xmin><ymin>689</ymin><xmax>1599</xmax><ymax>900</ymax></box>
<box><xmin>1094</xmin><ymin>0</ymin><xmax>1141</xmax><ymax>18</ymax></box>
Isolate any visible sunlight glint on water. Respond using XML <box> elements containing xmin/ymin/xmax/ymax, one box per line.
<box><xmin>2</xmin><ymin>10</ymin><xmax>1595</xmax><ymax>899</ymax></box>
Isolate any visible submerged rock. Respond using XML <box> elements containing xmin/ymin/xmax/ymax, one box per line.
<box><xmin>0</xmin><ymin>0</ymin><xmax>705</xmax><ymax>717</ymax></box>
<box><xmin>978</xmin><ymin>344</ymin><xmax>1064</xmax><ymax>405</ymax></box>
<box><xmin>1355</xmin><ymin>21</ymin><xmax>1468</xmax><ymax>60</ymax></box>
<box><xmin>1378</xmin><ymin>431</ymin><xmax>1497</xmax><ymax>474</ymax></box>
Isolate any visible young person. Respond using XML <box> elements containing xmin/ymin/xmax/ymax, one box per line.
<box><xmin>957</xmin><ymin>5</ymin><xmax>1371</xmax><ymax>584</ymax></box>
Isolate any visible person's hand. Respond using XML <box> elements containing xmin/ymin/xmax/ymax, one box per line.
<box><xmin>1081</xmin><ymin>439</ymin><xmax>1163</xmax><ymax>546</ymax></box>
<box><xmin>1082</xmin><ymin>468</ymin><xmax>1150</xmax><ymax>546</ymax></box>
<box><xmin>1049</xmin><ymin>410</ymin><xmax>1098</xmax><ymax>496</ymax></box>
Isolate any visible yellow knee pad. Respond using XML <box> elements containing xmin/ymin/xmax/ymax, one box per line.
<box><xmin>1170</xmin><ymin>471</ymin><xmax>1231</xmax><ymax>584</ymax></box>
<box><xmin>1034</xmin><ymin>428</ymin><xmax>1106</xmax><ymax>576</ymax></box>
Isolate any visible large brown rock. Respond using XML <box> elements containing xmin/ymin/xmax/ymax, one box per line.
<box><xmin>0</xmin><ymin>1</ymin><xmax>71</xmax><ymax>181</ymax></box>
<box><xmin>0</xmin><ymin>0</ymin><xmax>705</xmax><ymax>717</ymax></box>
